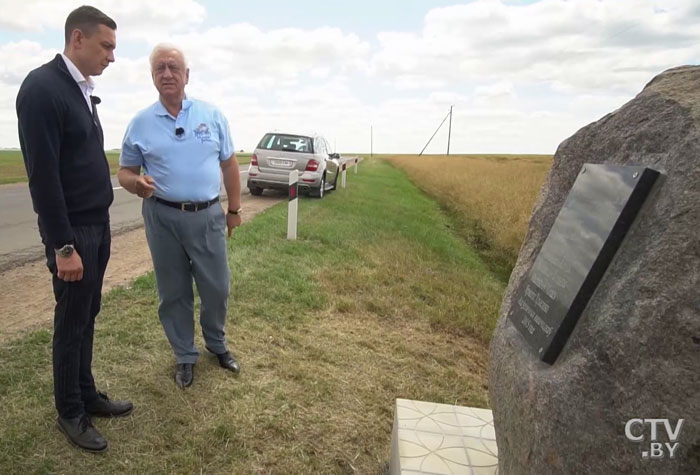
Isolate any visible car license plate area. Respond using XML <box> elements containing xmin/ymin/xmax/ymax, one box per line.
<box><xmin>270</xmin><ymin>159</ymin><xmax>293</xmax><ymax>168</ymax></box>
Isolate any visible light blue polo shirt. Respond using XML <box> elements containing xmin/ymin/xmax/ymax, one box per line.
<box><xmin>120</xmin><ymin>97</ymin><xmax>234</xmax><ymax>202</ymax></box>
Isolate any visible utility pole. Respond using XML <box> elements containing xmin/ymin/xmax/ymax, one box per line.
<box><xmin>419</xmin><ymin>109</ymin><xmax>451</xmax><ymax>156</ymax></box>
<box><xmin>447</xmin><ymin>105</ymin><xmax>453</xmax><ymax>156</ymax></box>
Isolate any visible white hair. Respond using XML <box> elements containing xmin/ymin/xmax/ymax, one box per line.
<box><xmin>149</xmin><ymin>43</ymin><xmax>188</xmax><ymax>70</ymax></box>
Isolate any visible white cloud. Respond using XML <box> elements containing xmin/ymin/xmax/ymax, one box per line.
<box><xmin>0</xmin><ymin>41</ymin><xmax>58</xmax><ymax>85</ymax></box>
<box><xmin>428</xmin><ymin>91</ymin><xmax>469</xmax><ymax>106</ymax></box>
<box><xmin>0</xmin><ymin>0</ymin><xmax>206</xmax><ymax>39</ymax></box>
<box><xmin>0</xmin><ymin>1</ymin><xmax>71</xmax><ymax>32</ymax></box>
<box><xmin>473</xmin><ymin>81</ymin><xmax>516</xmax><ymax>107</ymax></box>
<box><xmin>372</xmin><ymin>0</ymin><xmax>700</xmax><ymax>94</ymax></box>
<box><xmin>170</xmin><ymin>24</ymin><xmax>371</xmax><ymax>90</ymax></box>
<box><xmin>0</xmin><ymin>1</ymin><xmax>697</xmax><ymax>153</ymax></box>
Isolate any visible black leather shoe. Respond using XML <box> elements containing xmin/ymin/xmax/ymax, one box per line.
<box><xmin>56</xmin><ymin>415</ymin><xmax>108</xmax><ymax>453</ymax></box>
<box><xmin>206</xmin><ymin>346</ymin><xmax>241</xmax><ymax>374</ymax></box>
<box><xmin>85</xmin><ymin>392</ymin><xmax>134</xmax><ymax>418</ymax></box>
<box><xmin>175</xmin><ymin>363</ymin><xmax>194</xmax><ymax>388</ymax></box>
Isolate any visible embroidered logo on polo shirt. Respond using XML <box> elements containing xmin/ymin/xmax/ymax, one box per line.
<box><xmin>194</xmin><ymin>123</ymin><xmax>211</xmax><ymax>143</ymax></box>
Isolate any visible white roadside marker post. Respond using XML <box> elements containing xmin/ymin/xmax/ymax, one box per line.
<box><xmin>341</xmin><ymin>162</ymin><xmax>347</xmax><ymax>189</ymax></box>
<box><xmin>354</xmin><ymin>157</ymin><xmax>358</xmax><ymax>174</ymax></box>
<box><xmin>287</xmin><ymin>170</ymin><xmax>298</xmax><ymax>240</ymax></box>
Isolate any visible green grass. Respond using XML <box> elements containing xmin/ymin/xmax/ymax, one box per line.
<box><xmin>105</xmin><ymin>151</ymin><xmax>120</xmax><ymax>176</ymax></box>
<box><xmin>0</xmin><ymin>150</ymin><xmax>27</xmax><ymax>185</ymax></box>
<box><xmin>0</xmin><ymin>151</ymin><xmax>252</xmax><ymax>185</ymax></box>
<box><xmin>0</xmin><ymin>158</ymin><xmax>504</xmax><ymax>473</ymax></box>
<box><xmin>236</xmin><ymin>152</ymin><xmax>252</xmax><ymax>165</ymax></box>
<box><xmin>385</xmin><ymin>154</ymin><xmax>552</xmax><ymax>281</ymax></box>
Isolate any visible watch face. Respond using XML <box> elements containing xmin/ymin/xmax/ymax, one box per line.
<box><xmin>58</xmin><ymin>245</ymin><xmax>74</xmax><ymax>258</ymax></box>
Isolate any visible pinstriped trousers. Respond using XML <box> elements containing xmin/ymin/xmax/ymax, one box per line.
<box><xmin>41</xmin><ymin>223</ymin><xmax>110</xmax><ymax>419</ymax></box>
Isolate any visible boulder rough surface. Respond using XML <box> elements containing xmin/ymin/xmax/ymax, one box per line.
<box><xmin>489</xmin><ymin>66</ymin><xmax>700</xmax><ymax>474</ymax></box>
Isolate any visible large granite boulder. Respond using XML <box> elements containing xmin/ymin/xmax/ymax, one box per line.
<box><xmin>489</xmin><ymin>65</ymin><xmax>700</xmax><ymax>474</ymax></box>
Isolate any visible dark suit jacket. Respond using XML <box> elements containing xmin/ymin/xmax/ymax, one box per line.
<box><xmin>16</xmin><ymin>54</ymin><xmax>113</xmax><ymax>248</ymax></box>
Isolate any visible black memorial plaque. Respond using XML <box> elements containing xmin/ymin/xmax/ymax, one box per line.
<box><xmin>508</xmin><ymin>164</ymin><xmax>659</xmax><ymax>364</ymax></box>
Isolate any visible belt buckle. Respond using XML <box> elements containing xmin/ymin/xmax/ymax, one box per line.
<box><xmin>181</xmin><ymin>202</ymin><xmax>193</xmax><ymax>211</ymax></box>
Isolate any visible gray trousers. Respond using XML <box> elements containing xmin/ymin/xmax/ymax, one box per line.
<box><xmin>143</xmin><ymin>198</ymin><xmax>230</xmax><ymax>364</ymax></box>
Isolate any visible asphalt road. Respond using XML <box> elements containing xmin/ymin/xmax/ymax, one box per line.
<box><xmin>0</xmin><ymin>166</ymin><xmax>249</xmax><ymax>271</ymax></box>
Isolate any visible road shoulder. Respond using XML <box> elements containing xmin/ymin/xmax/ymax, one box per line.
<box><xmin>0</xmin><ymin>193</ymin><xmax>283</xmax><ymax>343</ymax></box>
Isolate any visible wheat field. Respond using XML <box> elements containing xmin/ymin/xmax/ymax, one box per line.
<box><xmin>385</xmin><ymin>154</ymin><xmax>552</xmax><ymax>273</ymax></box>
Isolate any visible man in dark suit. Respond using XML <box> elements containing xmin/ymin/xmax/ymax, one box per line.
<box><xmin>16</xmin><ymin>5</ymin><xmax>132</xmax><ymax>453</ymax></box>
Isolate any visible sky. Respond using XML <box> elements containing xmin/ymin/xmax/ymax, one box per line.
<box><xmin>0</xmin><ymin>0</ymin><xmax>698</xmax><ymax>154</ymax></box>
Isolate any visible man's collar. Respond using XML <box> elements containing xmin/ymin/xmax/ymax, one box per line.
<box><xmin>154</xmin><ymin>96</ymin><xmax>193</xmax><ymax>117</ymax></box>
<box><xmin>60</xmin><ymin>53</ymin><xmax>95</xmax><ymax>91</ymax></box>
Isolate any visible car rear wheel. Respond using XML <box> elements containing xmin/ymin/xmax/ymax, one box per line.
<box><xmin>249</xmin><ymin>186</ymin><xmax>263</xmax><ymax>196</ymax></box>
<box><xmin>311</xmin><ymin>175</ymin><xmax>325</xmax><ymax>198</ymax></box>
<box><xmin>331</xmin><ymin>170</ymin><xmax>339</xmax><ymax>190</ymax></box>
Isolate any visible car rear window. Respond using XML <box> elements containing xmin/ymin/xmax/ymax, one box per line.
<box><xmin>257</xmin><ymin>134</ymin><xmax>314</xmax><ymax>153</ymax></box>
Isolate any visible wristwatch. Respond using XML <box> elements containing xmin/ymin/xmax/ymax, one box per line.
<box><xmin>227</xmin><ymin>207</ymin><xmax>242</xmax><ymax>215</ymax></box>
<box><xmin>55</xmin><ymin>244</ymin><xmax>75</xmax><ymax>258</ymax></box>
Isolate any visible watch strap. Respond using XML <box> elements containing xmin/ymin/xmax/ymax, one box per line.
<box><xmin>54</xmin><ymin>240</ymin><xmax>75</xmax><ymax>249</ymax></box>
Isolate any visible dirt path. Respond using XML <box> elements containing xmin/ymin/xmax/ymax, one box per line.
<box><xmin>0</xmin><ymin>193</ymin><xmax>284</xmax><ymax>343</ymax></box>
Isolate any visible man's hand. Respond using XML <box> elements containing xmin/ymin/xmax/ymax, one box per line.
<box><xmin>220</xmin><ymin>155</ymin><xmax>242</xmax><ymax>238</ymax></box>
<box><xmin>226</xmin><ymin>212</ymin><xmax>242</xmax><ymax>237</ymax></box>
<box><xmin>56</xmin><ymin>252</ymin><xmax>83</xmax><ymax>282</ymax></box>
<box><xmin>135</xmin><ymin>175</ymin><xmax>156</xmax><ymax>198</ymax></box>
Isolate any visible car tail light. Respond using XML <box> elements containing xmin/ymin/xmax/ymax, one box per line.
<box><xmin>305</xmin><ymin>159</ymin><xmax>319</xmax><ymax>171</ymax></box>
<box><xmin>251</xmin><ymin>154</ymin><xmax>258</xmax><ymax>166</ymax></box>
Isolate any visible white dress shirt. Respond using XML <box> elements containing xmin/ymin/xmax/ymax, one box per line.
<box><xmin>60</xmin><ymin>53</ymin><xmax>95</xmax><ymax>113</ymax></box>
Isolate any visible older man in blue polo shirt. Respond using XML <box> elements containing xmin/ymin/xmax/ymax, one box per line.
<box><xmin>118</xmin><ymin>44</ymin><xmax>242</xmax><ymax>388</ymax></box>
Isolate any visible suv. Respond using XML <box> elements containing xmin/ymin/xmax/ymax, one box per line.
<box><xmin>247</xmin><ymin>132</ymin><xmax>341</xmax><ymax>198</ymax></box>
